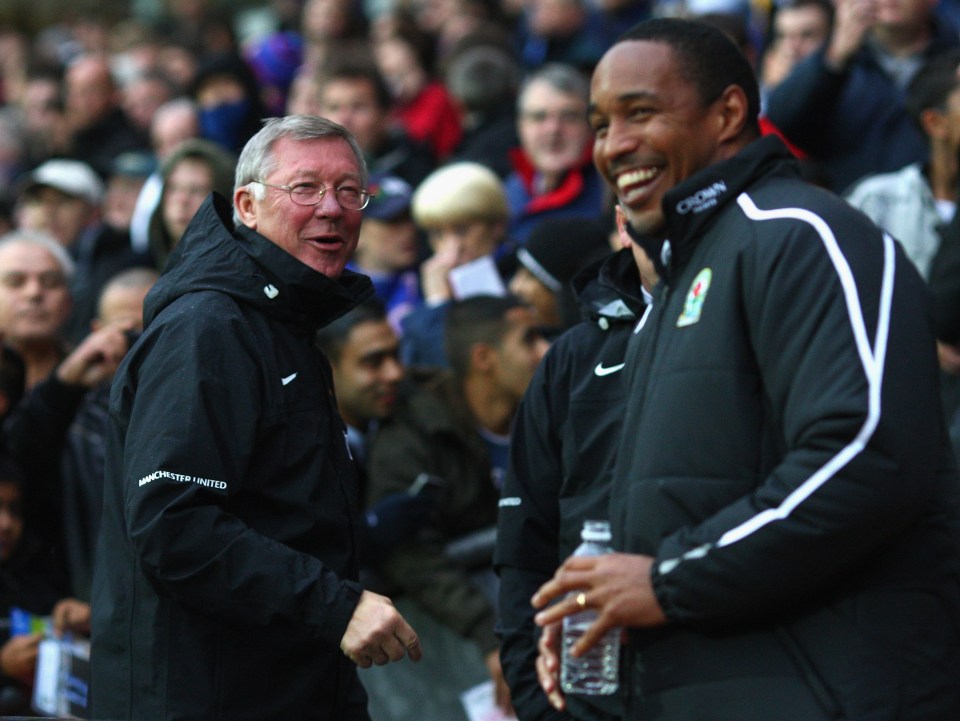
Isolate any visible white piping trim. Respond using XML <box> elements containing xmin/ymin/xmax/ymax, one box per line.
<box><xmin>712</xmin><ymin>194</ymin><xmax>895</xmax><ymax>548</ymax></box>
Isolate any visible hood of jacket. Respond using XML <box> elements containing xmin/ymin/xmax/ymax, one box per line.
<box><xmin>571</xmin><ymin>248</ymin><xmax>647</xmax><ymax>326</ymax></box>
<box><xmin>144</xmin><ymin>193</ymin><xmax>374</xmax><ymax>336</ymax></box>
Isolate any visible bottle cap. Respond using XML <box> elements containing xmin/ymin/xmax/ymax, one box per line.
<box><xmin>581</xmin><ymin>520</ymin><xmax>612</xmax><ymax>542</ymax></box>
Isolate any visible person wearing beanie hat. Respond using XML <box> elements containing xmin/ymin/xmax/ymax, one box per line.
<box><xmin>510</xmin><ymin>216</ymin><xmax>612</xmax><ymax>332</ymax></box>
<box><xmin>348</xmin><ymin>173</ymin><xmax>423</xmax><ymax>331</ymax></box>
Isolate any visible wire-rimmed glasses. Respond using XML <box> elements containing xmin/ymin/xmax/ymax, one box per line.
<box><xmin>254</xmin><ymin>181</ymin><xmax>372</xmax><ymax>210</ymax></box>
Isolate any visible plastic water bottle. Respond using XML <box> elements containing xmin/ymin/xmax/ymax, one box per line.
<box><xmin>560</xmin><ymin>520</ymin><xmax>620</xmax><ymax>695</ymax></box>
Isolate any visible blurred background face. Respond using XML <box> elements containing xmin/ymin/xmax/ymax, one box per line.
<box><xmin>319</xmin><ymin>78</ymin><xmax>385</xmax><ymax>152</ymax></box>
<box><xmin>491</xmin><ymin>305</ymin><xmax>549</xmax><ymax>402</ymax></box>
<box><xmin>427</xmin><ymin>220</ymin><xmax>502</xmax><ymax>265</ymax></box>
<box><xmin>375</xmin><ymin>37</ymin><xmax>427</xmax><ymax>103</ymax></box>
<box><xmin>162</xmin><ymin>157</ymin><xmax>215</xmax><ymax>245</ymax></box>
<box><xmin>508</xmin><ymin>267</ymin><xmax>559</xmax><ymax>327</ymax></box>
<box><xmin>151</xmin><ymin>104</ymin><xmax>201</xmax><ymax>161</ymax></box>
<box><xmin>104</xmin><ymin>174</ymin><xmax>149</xmax><ymax>232</ymax></box>
<box><xmin>0</xmin><ymin>242</ymin><xmax>71</xmax><ymax>346</ymax></box>
<box><xmin>330</xmin><ymin>319</ymin><xmax>405</xmax><ymax>427</ymax></box>
<box><xmin>0</xmin><ymin>480</ymin><xmax>24</xmax><ymax>562</ymax></box>
<box><xmin>94</xmin><ymin>278</ymin><xmax>155</xmax><ymax>332</ymax></box>
<box><xmin>65</xmin><ymin>56</ymin><xmax>116</xmax><ymax>131</ymax></box>
<box><xmin>519</xmin><ymin>80</ymin><xmax>590</xmax><ymax>179</ymax></box>
<box><xmin>771</xmin><ymin>4</ymin><xmax>830</xmax><ymax>63</ymax></box>
<box><xmin>17</xmin><ymin>187</ymin><xmax>95</xmax><ymax>247</ymax></box>
<box><xmin>356</xmin><ymin>216</ymin><xmax>420</xmax><ymax>272</ymax></box>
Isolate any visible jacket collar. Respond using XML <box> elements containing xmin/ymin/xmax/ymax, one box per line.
<box><xmin>645</xmin><ymin>134</ymin><xmax>798</xmax><ymax>281</ymax></box>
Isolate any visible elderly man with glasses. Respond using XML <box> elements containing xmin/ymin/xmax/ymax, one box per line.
<box><xmin>90</xmin><ymin>115</ymin><xmax>421</xmax><ymax>721</ymax></box>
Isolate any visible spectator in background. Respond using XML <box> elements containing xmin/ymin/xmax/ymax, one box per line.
<box><xmin>0</xmin><ymin>232</ymin><xmax>74</xmax><ymax>391</ymax></box>
<box><xmin>119</xmin><ymin>68</ymin><xmax>178</xmax><ymax>142</ymax></box>
<box><xmin>759</xmin><ymin>0</ymin><xmax>834</xmax><ymax>102</ymax></box>
<box><xmin>0</xmin><ymin>458</ymin><xmax>70</xmax><ymax>716</ymax></box>
<box><xmin>299</xmin><ymin>0</ymin><xmax>370</xmax><ymax>72</ymax></box>
<box><xmin>245</xmin><ymin>29</ymin><xmax>305</xmax><ymax>117</ymax></box>
<box><xmin>149</xmin><ymin>97</ymin><xmax>202</xmax><ymax>162</ymax></box>
<box><xmin>400</xmin><ymin>162</ymin><xmax>510</xmax><ymax>367</ymax></box>
<box><xmin>61</xmin><ymin>266</ymin><xmax>157</xmax><ymax>601</ymax></box>
<box><xmin>373</xmin><ymin>19</ymin><xmax>463</xmax><ymax>161</ymax></box>
<box><xmin>14</xmin><ymin>158</ymin><xmax>146</xmax><ymax>344</ymax></box>
<box><xmin>5</xmin><ymin>63</ymin><xmax>69</xmax><ymax>171</ymax></box>
<box><xmin>128</xmin><ymin>97</ymin><xmax>203</xmax><ymax>257</ymax></box>
<box><xmin>190</xmin><ymin>50</ymin><xmax>267</xmax><ymax>156</ymax></box>
<box><xmin>366</xmin><ymin>295</ymin><xmax>549</xmax><ymax>720</ymax></box>
<box><xmin>765</xmin><ymin>0</ymin><xmax>959</xmax><ymax>193</ymax></box>
<box><xmin>0</xmin><ymin>229</ymin><xmax>135</xmax><ymax>584</ymax></box>
<box><xmin>444</xmin><ymin>41</ymin><xmax>522</xmax><ymax>178</ymax></box>
<box><xmin>348</xmin><ymin>173</ymin><xmax>423</xmax><ymax>333</ymax></box>
<box><xmin>845</xmin><ymin>48</ymin><xmax>960</xmax><ymax>280</ymax></box>
<box><xmin>146</xmin><ymin>138</ymin><xmax>236</xmax><ymax>270</ymax></box>
<box><xmin>509</xmin><ymin>216</ymin><xmax>611</xmax><ymax>335</ymax></box>
<box><xmin>515</xmin><ymin>0</ymin><xmax>616</xmax><ymax>73</ymax></box>
<box><xmin>102</xmin><ymin>151</ymin><xmax>157</xmax><ymax>236</ymax></box>
<box><xmin>318</xmin><ymin>51</ymin><xmax>437</xmax><ymax>189</ymax></box>
<box><xmin>63</xmin><ymin>52</ymin><xmax>148</xmax><ymax>178</ymax></box>
<box><xmin>315</xmin><ymin>297</ymin><xmax>405</xmax><ymax>501</ymax></box>
<box><xmin>506</xmin><ymin>63</ymin><xmax>607</xmax><ymax>247</ymax></box>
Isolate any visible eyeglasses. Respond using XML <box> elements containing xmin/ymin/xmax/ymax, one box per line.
<box><xmin>520</xmin><ymin>109</ymin><xmax>586</xmax><ymax>125</ymax></box>
<box><xmin>253</xmin><ymin>181</ymin><xmax>372</xmax><ymax>210</ymax></box>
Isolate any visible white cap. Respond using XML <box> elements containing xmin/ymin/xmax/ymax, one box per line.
<box><xmin>22</xmin><ymin>159</ymin><xmax>105</xmax><ymax>206</ymax></box>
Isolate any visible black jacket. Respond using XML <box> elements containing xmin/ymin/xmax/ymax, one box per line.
<box><xmin>90</xmin><ymin>194</ymin><xmax>375</xmax><ymax>721</ymax></box>
<box><xmin>613</xmin><ymin>136</ymin><xmax>960</xmax><ymax>720</ymax></box>
<box><xmin>495</xmin><ymin>251</ymin><xmax>646</xmax><ymax>721</ymax></box>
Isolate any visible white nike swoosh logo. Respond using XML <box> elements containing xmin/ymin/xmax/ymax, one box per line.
<box><xmin>281</xmin><ymin>373</ymin><xmax>298</xmax><ymax>386</ymax></box>
<box><xmin>594</xmin><ymin>362</ymin><xmax>625</xmax><ymax>377</ymax></box>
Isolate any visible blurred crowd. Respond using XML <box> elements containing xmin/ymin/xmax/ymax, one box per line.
<box><xmin>2</xmin><ymin>0</ymin><xmax>960</xmax><ymax>716</ymax></box>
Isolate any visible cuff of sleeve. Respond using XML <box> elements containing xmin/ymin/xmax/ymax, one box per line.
<box><xmin>33</xmin><ymin>373</ymin><xmax>89</xmax><ymax>410</ymax></box>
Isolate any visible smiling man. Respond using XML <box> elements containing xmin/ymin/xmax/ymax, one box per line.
<box><xmin>532</xmin><ymin>18</ymin><xmax>960</xmax><ymax>721</ymax></box>
<box><xmin>90</xmin><ymin>115</ymin><xmax>421</xmax><ymax>721</ymax></box>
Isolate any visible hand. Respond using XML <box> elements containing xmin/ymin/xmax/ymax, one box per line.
<box><xmin>484</xmin><ymin>649</ymin><xmax>514</xmax><ymax>717</ymax></box>
<box><xmin>535</xmin><ymin>621</ymin><xmax>566</xmax><ymax>711</ymax></box>
<box><xmin>938</xmin><ymin>341</ymin><xmax>960</xmax><ymax>375</ymax></box>
<box><xmin>340</xmin><ymin>590</ymin><xmax>422</xmax><ymax>668</ymax></box>
<box><xmin>420</xmin><ymin>243</ymin><xmax>460</xmax><ymax>303</ymax></box>
<box><xmin>56</xmin><ymin>321</ymin><xmax>135</xmax><ymax>387</ymax></box>
<box><xmin>0</xmin><ymin>632</ymin><xmax>42</xmax><ymax>684</ymax></box>
<box><xmin>826</xmin><ymin>0</ymin><xmax>876</xmax><ymax>70</ymax></box>
<box><xmin>532</xmin><ymin>553</ymin><xmax>667</xmax><ymax>658</ymax></box>
<box><xmin>51</xmin><ymin>598</ymin><xmax>91</xmax><ymax>637</ymax></box>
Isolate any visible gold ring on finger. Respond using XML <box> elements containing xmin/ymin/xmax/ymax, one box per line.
<box><xmin>576</xmin><ymin>592</ymin><xmax>587</xmax><ymax>609</ymax></box>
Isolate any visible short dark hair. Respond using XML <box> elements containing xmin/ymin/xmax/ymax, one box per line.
<box><xmin>444</xmin><ymin>295</ymin><xmax>524</xmax><ymax>381</ymax></box>
<box><xmin>617</xmin><ymin>18</ymin><xmax>761</xmax><ymax>136</ymax></box>
<box><xmin>315</xmin><ymin>297</ymin><xmax>389</xmax><ymax>363</ymax></box>
<box><xmin>320</xmin><ymin>48</ymin><xmax>394</xmax><ymax>112</ymax></box>
<box><xmin>906</xmin><ymin>48</ymin><xmax>960</xmax><ymax>130</ymax></box>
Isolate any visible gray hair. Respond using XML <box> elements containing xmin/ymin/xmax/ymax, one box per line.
<box><xmin>233</xmin><ymin>115</ymin><xmax>368</xmax><ymax>224</ymax></box>
<box><xmin>0</xmin><ymin>230</ymin><xmax>76</xmax><ymax>281</ymax></box>
<box><xmin>517</xmin><ymin>63</ymin><xmax>590</xmax><ymax>114</ymax></box>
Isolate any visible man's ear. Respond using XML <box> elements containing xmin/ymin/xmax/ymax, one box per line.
<box><xmin>715</xmin><ymin>84</ymin><xmax>750</xmax><ymax>144</ymax></box>
<box><xmin>920</xmin><ymin>107</ymin><xmax>947</xmax><ymax>142</ymax></box>
<box><xmin>470</xmin><ymin>342</ymin><xmax>496</xmax><ymax>374</ymax></box>
<box><xmin>234</xmin><ymin>187</ymin><xmax>257</xmax><ymax>229</ymax></box>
